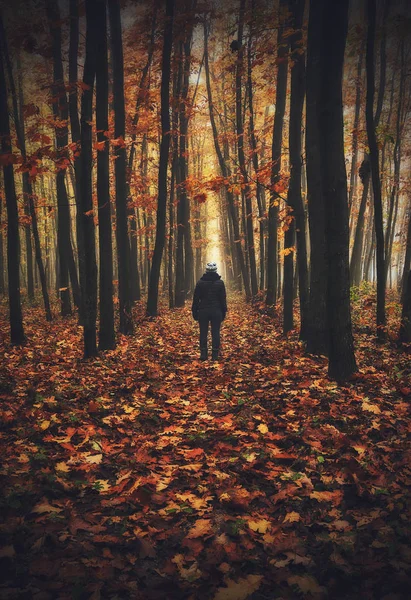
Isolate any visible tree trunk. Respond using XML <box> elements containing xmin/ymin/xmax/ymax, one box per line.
<box><xmin>168</xmin><ymin>167</ymin><xmax>175</xmax><ymax>309</ymax></box>
<box><xmin>96</xmin><ymin>0</ymin><xmax>115</xmax><ymax>350</ymax></box>
<box><xmin>79</xmin><ymin>0</ymin><xmax>98</xmax><ymax>358</ymax></box>
<box><xmin>108</xmin><ymin>0</ymin><xmax>133</xmax><ymax>334</ymax></box>
<box><xmin>236</xmin><ymin>0</ymin><xmax>257</xmax><ymax>298</ymax></box>
<box><xmin>305</xmin><ymin>0</ymin><xmax>327</xmax><ymax>354</ymax></box>
<box><xmin>366</xmin><ymin>0</ymin><xmax>386</xmax><ymax>341</ymax></box>
<box><xmin>350</xmin><ymin>154</ymin><xmax>371</xmax><ymax>286</ymax></box>
<box><xmin>22</xmin><ymin>176</ymin><xmax>34</xmax><ymax>301</ymax></box>
<box><xmin>46</xmin><ymin>0</ymin><xmax>73</xmax><ymax>317</ymax></box>
<box><xmin>67</xmin><ymin>239</ymin><xmax>81</xmax><ymax>309</ymax></box>
<box><xmin>399</xmin><ymin>270</ymin><xmax>411</xmax><ymax>344</ymax></box>
<box><xmin>175</xmin><ymin>5</ymin><xmax>195</xmax><ymax>306</ymax></box>
<box><xmin>0</xmin><ymin>193</ymin><xmax>4</xmax><ymax>295</ymax></box>
<box><xmin>348</xmin><ymin>40</ymin><xmax>365</xmax><ymax>215</ymax></box>
<box><xmin>285</xmin><ymin>0</ymin><xmax>309</xmax><ymax>339</ymax></box>
<box><xmin>318</xmin><ymin>0</ymin><xmax>357</xmax><ymax>381</ymax></box>
<box><xmin>0</xmin><ymin>45</ymin><xmax>25</xmax><ymax>344</ymax></box>
<box><xmin>69</xmin><ymin>0</ymin><xmax>85</xmax><ymax>322</ymax></box>
<box><xmin>266</xmin><ymin>0</ymin><xmax>288</xmax><ymax>306</ymax></box>
<box><xmin>146</xmin><ymin>0</ymin><xmax>174</xmax><ymax>316</ymax></box>
<box><xmin>283</xmin><ymin>212</ymin><xmax>295</xmax><ymax>334</ymax></box>
<box><xmin>247</xmin><ymin>0</ymin><xmax>265</xmax><ymax>291</ymax></box>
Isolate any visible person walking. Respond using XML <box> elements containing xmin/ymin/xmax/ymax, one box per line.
<box><xmin>192</xmin><ymin>262</ymin><xmax>227</xmax><ymax>361</ymax></box>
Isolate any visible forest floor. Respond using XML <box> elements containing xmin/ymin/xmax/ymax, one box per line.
<box><xmin>0</xmin><ymin>290</ymin><xmax>410</xmax><ymax>600</ymax></box>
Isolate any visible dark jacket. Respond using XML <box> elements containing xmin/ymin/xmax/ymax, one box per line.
<box><xmin>192</xmin><ymin>272</ymin><xmax>227</xmax><ymax>320</ymax></box>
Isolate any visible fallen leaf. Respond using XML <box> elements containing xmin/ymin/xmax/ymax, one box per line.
<box><xmin>362</xmin><ymin>400</ymin><xmax>381</xmax><ymax>414</ymax></box>
<box><xmin>55</xmin><ymin>461</ymin><xmax>70</xmax><ymax>472</ymax></box>
<box><xmin>310</xmin><ymin>490</ymin><xmax>343</xmax><ymax>505</ymax></box>
<box><xmin>32</xmin><ymin>500</ymin><xmax>62</xmax><ymax>514</ymax></box>
<box><xmin>186</xmin><ymin>519</ymin><xmax>213</xmax><ymax>539</ymax></box>
<box><xmin>85</xmin><ymin>454</ymin><xmax>103</xmax><ymax>464</ymax></box>
<box><xmin>248</xmin><ymin>519</ymin><xmax>271</xmax><ymax>533</ymax></box>
<box><xmin>283</xmin><ymin>511</ymin><xmax>301</xmax><ymax>523</ymax></box>
<box><xmin>213</xmin><ymin>574</ymin><xmax>263</xmax><ymax>600</ymax></box>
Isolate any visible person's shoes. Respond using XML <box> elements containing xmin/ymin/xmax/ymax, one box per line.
<box><xmin>211</xmin><ymin>348</ymin><xmax>219</xmax><ymax>361</ymax></box>
<box><xmin>200</xmin><ymin>347</ymin><xmax>208</xmax><ymax>361</ymax></box>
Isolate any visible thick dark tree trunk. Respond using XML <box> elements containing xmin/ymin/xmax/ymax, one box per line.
<box><xmin>79</xmin><ymin>0</ymin><xmax>98</xmax><ymax>358</ymax></box>
<box><xmin>175</xmin><ymin>5</ymin><xmax>195</xmax><ymax>306</ymax></box>
<box><xmin>22</xmin><ymin>176</ymin><xmax>34</xmax><ymax>301</ymax></box>
<box><xmin>283</xmin><ymin>213</ymin><xmax>295</xmax><ymax>334</ymax></box>
<box><xmin>318</xmin><ymin>0</ymin><xmax>357</xmax><ymax>381</ymax></box>
<box><xmin>146</xmin><ymin>0</ymin><xmax>174</xmax><ymax>316</ymax></box>
<box><xmin>46</xmin><ymin>0</ymin><xmax>73</xmax><ymax>317</ymax></box>
<box><xmin>266</xmin><ymin>0</ymin><xmax>288</xmax><ymax>306</ymax></box>
<box><xmin>96</xmin><ymin>0</ymin><xmax>115</xmax><ymax>350</ymax></box>
<box><xmin>0</xmin><ymin>195</ymin><xmax>4</xmax><ymax>295</ymax></box>
<box><xmin>350</xmin><ymin>155</ymin><xmax>371</xmax><ymax>287</ymax></box>
<box><xmin>285</xmin><ymin>0</ymin><xmax>309</xmax><ymax>339</ymax></box>
<box><xmin>108</xmin><ymin>0</ymin><xmax>133</xmax><ymax>333</ymax></box>
<box><xmin>203</xmin><ymin>19</ymin><xmax>250</xmax><ymax>300</ymax></box>
<box><xmin>399</xmin><ymin>270</ymin><xmax>411</xmax><ymax>344</ymax></box>
<box><xmin>0</xmin><ymin>48</ymin><xmax>25</xmax><ymax>344</ymax></box>
<box><xmin>168</xmin><ymin>167</ymin><xmax>175</xmax><ymax>309</ymax></box>
<box><xmin>366</xmin><ymin>0</ymin><xmax>386</xmax><ymax>341</ymax></box>
<box><xmin>182</xmin><ymin>30</ymin><xmax>195</xmax><ymax>301</ymax></box>
<box><xmin>236</xmin><ymin>0</ymin><xmax>257</xmax><ymax>298</ymax></box>
<box><xmin>305</xmin><ymin>0</ymin><xmax>327</xmax><ymax>354</ymax></box>
<box><xmin>69</xmin><ymin>0</ymin><xmax>85</xmax><ymax>322</ymax></box>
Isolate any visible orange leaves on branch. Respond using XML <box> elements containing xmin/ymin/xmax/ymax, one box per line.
<box><xmin>204</xmin><ymin>175</ymin><xmax>226</xmax><ymax>193</ymax></box>
<box><xmin>94</xmin><ymin>140</ymin><xmax>106</xmax><ymax>152</ymax></box>
<box><xmin>271</xmin><ymin>176</ymin><xmax>288</xmax><ymax>195</ymax></box>
<box><xmin>280</xmin><ymin>246</ymin><xmax>295</xmax><ymax>257</ymax></box>
<box><xmin>193</xmin><ymin>192</ymin><xmax>207</xmax><ymax>204</ymax></box>
<box><xmin>112</xmin><ymin>136</ymin><xmax>126</xmax><ymax>148</ymax></box>
<box><xmin>55</xmin><ymin>157</ymin><xmax>71</xmax><ymax>171</ymax></box>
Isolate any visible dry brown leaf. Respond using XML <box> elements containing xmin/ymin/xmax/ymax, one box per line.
<box><xmin>213</xmin><ymin>574</ymin><xmax>263</xmax><ymax>600</ymax></box>
<box><xmin>186</xmin><ymin>519</ymin><xmax>213</xmax><ymax>539</ymax></box>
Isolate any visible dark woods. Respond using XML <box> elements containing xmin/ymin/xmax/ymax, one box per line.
<box><xmin>0</xmin><ymin>0</ymin><xmax>410</xmax><ymax>381</ymax></box>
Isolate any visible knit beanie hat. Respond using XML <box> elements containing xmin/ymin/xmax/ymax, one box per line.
<box><xmin>206</xmin><ymin>262</ymin><xmax>217</xmax><ymax>273</ymax></box>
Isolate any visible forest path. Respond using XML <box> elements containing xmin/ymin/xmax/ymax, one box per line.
<box><xmin>0</xmin><ymin>296</ymin><xmax>410</xmax><ymax>599</ymax></box>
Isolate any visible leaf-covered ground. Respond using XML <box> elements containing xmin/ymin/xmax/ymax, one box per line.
<box><xmin>0</xmin><ymin>292</ymin><xmax>410</xmax><ymax>600</ymax></box>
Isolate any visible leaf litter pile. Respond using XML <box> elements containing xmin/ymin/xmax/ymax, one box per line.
<box><xmin>0</xmin><ymin>293</ymin><xmax>410</xmax><ymax>600</ymax></box>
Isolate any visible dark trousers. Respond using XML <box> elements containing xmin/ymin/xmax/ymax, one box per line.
<box><xmin>199</xmin><ymin>310</ymin><xmax>222</xmax><ymax>350</ymax></box>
